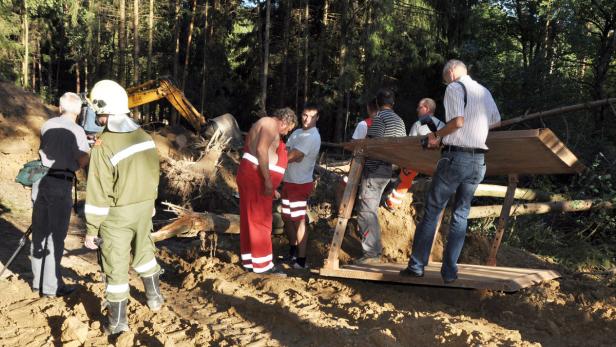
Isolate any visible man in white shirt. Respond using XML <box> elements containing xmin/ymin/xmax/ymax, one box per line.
<box><xmin>351</xmin><ymin>99</ymin><xmax>379</xmax><ymax>140</ymax></box>
<box><xmin>281</xmin><ymin>103</ymin><xmax>321</xmax><ymax>269</ymax></box>
<box><xmin>401</xmin><ymin>60</ymin><xmax>500</xmax><ymax>283</ymax></box>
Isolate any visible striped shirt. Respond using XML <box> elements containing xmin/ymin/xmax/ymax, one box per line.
<box><xmin>443</xmin><ymin>75</ymin><xmax>500</xmax><ymax>150</ymax></box>
<box><xmin>365</xmin><ymin>108</ymin><xmax>406</xmax><ymax>171</ymax></box>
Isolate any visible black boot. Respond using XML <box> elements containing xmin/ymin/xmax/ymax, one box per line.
<box><xmin>141</xmin><ymin>270</ymin><xmax>164</xmax><ymax>311</ymax></box>
<box><xmin>104</xmin><ymin>299</ymin><xmax>129</xmax><ymax>335</ymax></box>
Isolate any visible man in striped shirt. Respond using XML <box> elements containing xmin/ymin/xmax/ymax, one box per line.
<box><xmin>400</xmin><ymin>59</ymin><xmax>500</xmax><ymax>283</ymax></box>
<box><xmin>354</xmin><ymin>89</ymin><xmax>406</xmax><ymax>264</ymax></box>
<box><xmin>83</xmin><ymin>80</ymin><xmax>164</xmax><ymax>335</ymax></box>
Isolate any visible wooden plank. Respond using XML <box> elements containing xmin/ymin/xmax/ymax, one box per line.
<box><xmin>319</xmin><ymin>262</ymin><xmax>560</xmax><ymax>292</ymax></box>
<box><xmin>487</xmin><ymin>174</ymin><xmax>519</xmax><ymax>266</ymax></box>
<box><xmin>324</xmin><ymin>150</ymin><xmax>365</xmax><ymax>269</ymax></box>
<box><xmin>341</xmin><ymin>129</ymin><xmax>585</xmax><ymax>176</ymax></box>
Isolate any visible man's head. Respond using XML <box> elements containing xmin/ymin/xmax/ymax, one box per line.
<box><xmin>442</xmin><ymin>59</ymin><xmax>468</xmax><ymax>85</ymax></box>
<box><xmin>301</xmin><ymin>102</ymin><xmax>320</xmax><ymax>130</ymax></box>
<box><xmin>90</xmin><ymin>80</ymin><xmax>139</xmax><ymax>132</ymax></box>
<box><xmin>271</xmin><ymin>107</ymin><xmax>297</xmax><ymax>136</ymax></box>
<box><xmin>366</xmin><ymin>99</ymin><xmax>379</xmax><ymax>118</ymax></box>
<box><xmin>59</xmin><ymin>92</ymin><xmax>83</xmax><ymax>119</ymax></box>
<box><xmin>376</xmin><ymin>88</ymin><xmax>395</xmax><ymax>109</ymax></box>
<box><xmin>417</xmin><ymin>98</ymin><xmax>436</xmax><ymax>118</ymax></box>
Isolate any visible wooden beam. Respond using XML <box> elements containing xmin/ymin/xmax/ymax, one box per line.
<box><xmin>487</xmin><ymin>174</ymin><xmax>519</xmax><ymax>266</ymax></box>
<box><xmin>151</xmin><ymin>212</ymin><xmax>240</xmax><ymax>242</ymax></box>
<box><xmin>474</xmin><ymin>184</ymin><xmax>565</xmax><ymax>201</ymax></box>
<box><xmin>324</xmin><ymin>149</ymin><xmax>365</xmax><ymax>269</ymax></box>
<box><xmin>468</xmin><ymin>199</ymin><xmax>615</xmax><ymax>219</ymax></box>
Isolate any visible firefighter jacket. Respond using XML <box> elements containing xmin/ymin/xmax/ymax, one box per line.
<box><xmin>85</xmin><ymin>128</ymin><xmax>159</xmax><ymax>236</ymax></box>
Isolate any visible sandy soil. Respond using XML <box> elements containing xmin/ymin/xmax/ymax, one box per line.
<box><xmin>1</xmin><ymin>82</ymin><xmax>615</xmax><ymax>346</ymax></box>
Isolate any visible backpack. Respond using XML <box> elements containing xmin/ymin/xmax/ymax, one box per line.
<box><xmin>15</xmin><ymin>160</ymin><xmax>48</xmax><ymax>187</ymax></box>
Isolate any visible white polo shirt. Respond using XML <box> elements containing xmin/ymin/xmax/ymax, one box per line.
<box><xmin>283</xmin><ymin>127</ymin><xmax>321</xmax><ymax>184</ymax></box>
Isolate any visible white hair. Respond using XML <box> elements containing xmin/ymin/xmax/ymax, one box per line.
<box><xmin>443</xmin><ymin>59</ymin><xmax>467</xmax><ymax>76</ymax></box>
<box><xmin>419</xmin><ymin>98</ymin><xmax>436</xmax><ymax>113</ymax></box>
<box><xmin>59</xmin><ymin>92</ymin><xmax>83</xmax><ymax>116</ymax></box>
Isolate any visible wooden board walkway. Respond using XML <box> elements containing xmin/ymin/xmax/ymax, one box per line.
<box><xmin>319</xmin><ymin>263</ymin><xmax>560</xmax><ymax>292</ymax></box>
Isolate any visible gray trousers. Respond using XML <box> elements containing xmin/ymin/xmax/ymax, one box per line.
<box><xmin>357</xmin><ymin>165</ymin><xmax>392</xmax><ymax>257</ymax></box>
<box><xmin>30</xmin><ymin>176</ymin><xmax>73</xmax><ymax>294</ymax></box>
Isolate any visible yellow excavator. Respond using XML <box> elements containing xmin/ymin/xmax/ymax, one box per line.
<box><xmin>126</xmin><ymin>79</ymin><xmax>206</xmax><ymax>133</ymax></box>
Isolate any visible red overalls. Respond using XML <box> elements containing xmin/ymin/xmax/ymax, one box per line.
<box><xmin>236</xmin><ymin>140</ymin><xmax>288</xmax><ymax>273</ymax></box>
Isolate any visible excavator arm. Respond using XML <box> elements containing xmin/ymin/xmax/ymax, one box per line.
<box><xmin>127</xmin><ymin>79</ymin><xmax>205</xmax><ymax>132</ymax></box>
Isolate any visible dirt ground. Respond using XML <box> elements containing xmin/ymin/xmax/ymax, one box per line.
<box><xmin>1</xmin><ymin>82</ymin><xmax>615</xmax><ymax>346</ymax></box>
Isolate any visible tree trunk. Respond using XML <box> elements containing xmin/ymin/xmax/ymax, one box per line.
<box><xmin>172</xmin><ymin>0</ymin><xmax>182</xmax><ymax>125</ymax></box>
<box><xmin>21</xmin><ymin>0</ymin><xmax>29</xmax><ymax>89</ymax></box>
<box><xmin>278</xmin><ymin>0</ymin><xmax>290</xmax><ymax>107</ymax></box>
<box><xmin>133</xmin><ymin>0</ymin><xmax>140</xmax><ymax>85</ymax></box>
<box><xmin>119</xmin><ymin>0</ymin><xmax>126</xmax><ymax>85</ymax></box>
<box><xmin>315</xmin><ymin>0</ymin><xmax>328</xmax><ymax>96</ymax></box>
<box><xmin>303</xmin><ymin>0</ymin><xmax>309</xmax><ymax>104</ymax></box>
<box><xmin>467</xmin><ymin>200</ymin><xmax>614</xmax><ymax>219</ymax></box>
<box><xmin>200</xmin><ymin>1</ymin><xmax>209</xmax><ymax>112</ymax></box>
<box><xmin>75</xmin><ymin>62</ymin><xmax>81</xmax><ymax>93</ymax></box>
<box><xmin>259</xmin><ymin>0</ymin><xmax>272</xmax><ymax>114</ymax></box>
<box><xmin>173</xmin><ymin>0</ymin><xmax>181</xmax><ymax>82</ymax></box>
<box><xmin>37</xmin><ymin>39</ymin><xmax>43</xmax><ymax>93</ymax></box>
<box><xmin>334</xmin><ymin>0</ymin><xmax>349</xmax><ymax>142</ymax></box>
<box><xmin>182</xmin><ymin>0</ymin><xmax>197</xmax><ymax>91</ymax></box>
<box><xmin>84</xmin><ymin>58</ymin><xmax>89</xmax><ymax>92</ymax></box>
<box><xmin>147</xmin><ymin>0</ymin><xmax>154</xmax><ymax>80</ymax></box>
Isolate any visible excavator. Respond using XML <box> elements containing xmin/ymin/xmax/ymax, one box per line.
<box><xmin>126</xmin><ymin>79</ymin><xmax>206</xmax><ymax>133</ymax></box>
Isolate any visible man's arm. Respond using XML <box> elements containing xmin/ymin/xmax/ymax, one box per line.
<box><xmin>77</xmin><ymin>153</ymin><xmax>90</xmax><ymax>169</ymax></box>
<box><xmin>255</xmin><ymin>121</ymin><xmax>276</xmax><ymax>195</ymax></box>
<box><xmin>427</xmin><ymin>117</ymin><xmax>464</xmax><ymax>148</ymax></box>
<box><xmin>287</xmin><ymin>149</ymin><xmax>305</xmax><ymax>163</ymax></box>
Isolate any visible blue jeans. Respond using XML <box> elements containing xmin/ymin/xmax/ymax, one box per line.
<box><xmin>407</xmin><ymin>151</ymin><xmax>486</xmax><ymax>280</ymax></box>
<box><xmin>357</xmin><ymin>164</ymin><xmax>392</xmax><ymax>257</ymax></box>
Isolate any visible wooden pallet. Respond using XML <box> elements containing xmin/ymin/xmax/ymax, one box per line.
<box><xmin>319</xmin><ymin>262</ymin><xmax>560</xmax><ymax>292</ymax></box>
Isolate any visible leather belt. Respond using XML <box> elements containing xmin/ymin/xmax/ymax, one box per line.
<box><xmin>441</xmin><ymin>145</ymin><xmax>487</xmax><ymax>154</ymax></box>
<box><xmin>47</xmin><ymin>173</ymin><xmax>75</xmax><ymax>182</ymax></box>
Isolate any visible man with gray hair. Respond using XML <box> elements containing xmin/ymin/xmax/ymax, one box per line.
<box><xmin>30</xmin><ymin>92</ymin><xmax>90</xmax><ymax>297</ymax></box>
<box><xmin>400</xmin><ymin>59</ymin><xmax>500</xmax><ymax>283</ymax></box>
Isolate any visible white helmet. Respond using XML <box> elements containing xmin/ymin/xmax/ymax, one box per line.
<box><xmin>90</xmin><ymin>80</ymin><xmax>139</xmax><ymax>133</ymax></box>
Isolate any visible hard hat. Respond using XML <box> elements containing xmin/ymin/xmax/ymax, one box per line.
<box><xmin>90</xmin><ymin>80</ymin><xmax>130</xmax><ymax>115</ymax></box>
<box><xmin>90</xmin><ymin>80</ymin><xmax>139</xmax><ymax>133</ymax></box>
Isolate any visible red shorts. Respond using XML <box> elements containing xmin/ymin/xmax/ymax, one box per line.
<box><xmin>281</xmin><ymin>182</ymin><xmax>314</xmax><ymax>221</ymax></box>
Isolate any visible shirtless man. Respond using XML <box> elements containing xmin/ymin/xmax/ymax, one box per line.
<box><xmin>237</xmin><ymin>108</ymin><xmax>297</xmax><ymax>275</ymax></box>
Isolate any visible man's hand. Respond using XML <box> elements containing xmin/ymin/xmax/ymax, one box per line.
<box><xmin>273</xmin><ymin>190</ymin><xmax>281</xmax><ymax>200</ymax></box>
<box><xmin>84</xmin><ymin>235</ymin><xmax>99</xmax><ymax>250</ymax></box>
<box><xmin>263</xmin><ymin>180</ymin><xmax>274</xmax><ymax>196</ymax></box>
<box><xmin>427</xmin><ymin>132</ymin><xmax>441</xmax><ymax>149</ymax></box>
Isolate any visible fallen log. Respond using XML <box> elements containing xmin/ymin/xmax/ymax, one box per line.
<box><xmin>151</xmin><ymin>204</ymin><xmax>240</xmax><ymax>242</ymax></box>
<box><xmin>474</xmin><ymin>184</ymin><xmax>566</xmax><ymax>201</ymax></box>
<box><xmin>468</xmin><ymin>200</ymin><xmax>614</xmax><ymax>219</ymax></box>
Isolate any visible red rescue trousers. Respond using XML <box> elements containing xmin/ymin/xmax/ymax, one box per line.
<box><xmin>236</xmin><ymin>141</ymin><xmax>287</xmax><ymax>273</ymax></box>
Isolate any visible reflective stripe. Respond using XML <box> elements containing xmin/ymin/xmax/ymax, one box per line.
<box><xmin>134</xmin><ymin>258</ymin><xmax>157</xmax><ymax>273</ymax></box>
<box><xmin>241</xmin><ymin>253</ymin><xmax>252</xmax><ymax>260</ymax></box>
<box><xmin>288</xmin><ymin>201</ymin><xmax>306</xmax><ymax>208</ymax></box>
<box><xmin>110</xmin><ymin>140</ymin><xmax>156</xmax><ymax>166</ymax></box>
<box><xmin>106</xmin><ymin>283</ymin><xmax>129</xmax><ymax>293</ymax></box>
<box><xmin>290</xmin><ymin>210</ymin><xmax>306</xmax><ymax>217</ymax></box>
<box><xmin>282</xmin><ymin>208</ymin><xmax>291</xmax><ymax>214</ymax></box>
<box><xmin>252</xmin><ymin>262</ymin><xmax>274</xmax><ymax>273</ymax></box>
<box><xmin>243</xmin><ymin>264</ymin><xmax>253</xmax><ymax>269</ymax></box>
<box><xmin>387</xmin><ymin>196</ymin><xmax>402</xmax><ymax>205</ymax></box>
<box><xmin>242</xmin><ymin>153</ymin><xmax>286</xmax><ymax>174</ymax></box>
<box><xmin>392</xmin><ymin>189</ymin><xmax>406</xmax><ymax>198</ymax></box>
<box><xmin>281</xmin><ymin>199</ymin><xmax>290</xmax><ymax>205</ymax></box>
<box><xmin>251</xmin><ymin>254</ymin><xmax>272</xmax><ymax>264</ymax></box>
<box><xmin>85</xmin><ymin>204</ymin><xmax>109</xmax><ymax>216</ymax></box>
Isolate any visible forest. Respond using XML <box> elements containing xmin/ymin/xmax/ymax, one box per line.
<box><xmin>1</xmin><ymin>0</ymin><xmax>616</xmax><ymax>267</ymax></box>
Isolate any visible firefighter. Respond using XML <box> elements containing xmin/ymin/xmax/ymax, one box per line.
<box><xmin>83</xmin><ymin>80</ymin><xmax>163</xmax><ymax>335</ymax></box>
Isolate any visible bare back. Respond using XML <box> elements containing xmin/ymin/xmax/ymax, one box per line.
<box><xmin>245</xmin><ymin>117</ymin><xmax>280</xmax><ymax>165</ymax></box>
